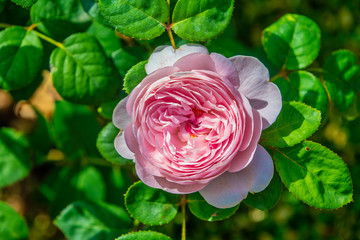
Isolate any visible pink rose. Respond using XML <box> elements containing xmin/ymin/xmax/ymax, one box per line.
<box><xmin>113</xmin><ymin>44</ymin><xmax>282</xmax><ymax>208</ymax></box>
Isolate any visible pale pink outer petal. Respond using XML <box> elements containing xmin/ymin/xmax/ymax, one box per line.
<box><xmin>228</xmin><ymin>108</ymin><xmax>262</xmax><ymax>172</ymax></box>
<box><xmin>135</xmin><ymin>163</ymin><xmax>207</xmax><ymax>194</ymax></box>
<box><xmin>210</xmin><ymin>53</ymin><xmax>240</xmax><ymax>89</ymax></box>
<box><xmin>145</xmin><ymin>44</ymin><xmax>209</xmax><ymax>74</ymax></box>
<box><xmin>173</xmin><ymin>53</ymin><xmax>216</xmax><ymax>72</ymax></box>
<box><xmin>113</xmin><ymin>96</ymin><xmax>131</xmax><ymax>129</ymax></box>
<box><xmin>199</xmin><ymin>145</ymin><xmax>274</xmax><ymax>208</ymax></box>
<box><xmin>230</xmin><ymin>56</ymin><xmax>282</xmax><ymax>129</ymax></box>
<box><xmin>113</xmin><ymin>96</ymin><xmax>134</xmax><ymax>159</ymax></box>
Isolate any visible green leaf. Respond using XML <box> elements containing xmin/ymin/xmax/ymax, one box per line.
<box><xmin>30</xmin><ymin>0</ymin><xmax>91</xmax><ymax>40</ymax></box>
<box><xmin>97</xmin><ymin>100</ymin><xmax>119</xmax><ymax>119</ymax></box>
<box><xmin>125</xmin><ymin>181</ymin><xmax>181</xmax><ymax>225</ymax></box>
<box><xmin>188</xmin><ymin>192</ymin><xmax>239</xmax><ymax>221</ymax></box>
<box><xmin>96</xmin><ymin>122</ymin><xmax>132</xmax><ymax>164</ymax></box>
<box><xmin>243</xmin><ymin>170</ymin><xmax>282</xmax><ymax>211</ymax></box>
<box><xmin>112</xmin><ymin>48</ymin><xmax>139</xmax><ymax>78</ymax></box>
<box><xmin>81</xmin><ymin>0</ymin><xmax>112</xmax><ymax>27</ymax></box>
<box><xmin>0</xmin><ymin>202</ymin><xmax>28</xmax><ymax>240</ymax></box>
<box><xmin>50</xmin><ymin>33</ymin><xmax>121</xmax><ymax>104</ymax></box>
<box><xmin>116</xmin><ymin>231</ymin><xmax>172</xmax><ymax>240</ymax></box>
<box><xmin>11</xmin><ymin>0</ymin><xmax>37</xmax><ymax>8</ymax></box>
<box><xmin>55</xmin><ymin>201</ymin><xmax>131</xmax><ymax>240</ymax></box>
<box><xmin>262</xmin><ymin>14</ymin><xmax>321</xmax><ymax>70</ymax></box>
<box><xmin>0</xmin><ymin>128</ymin><xmax>31</xmax><ymax>188</ymax></box>
<box><xmin>323</xmin><ymin>50</ymin><xmax>359</xmax><ymax>112</ymax></box>
<box><xmin>41</xmin><ymin>166</ymin><xmax>106</xmax><ymax>217</ymax></box>
<box><xmin>172</xmin><ymin>0</ymin><xmax>234</xmax><ymax>41</ymax></box>
<box><xmin>52</xmin><ymin>101</ymin><xmax>101</xmax><ymax>159</ymax></box>
<box><xmin>86</xmin><ymin>21</ymin><xmax>122</xmax><ymax>57</ymax></box>
<box><xmin>123</xmin><ymin>60</ymin><xmax>147</xmax><ymax>94</ymax></box>
<box><xmin>261</xmin><ymin>101</ymin><xmax>321</xmax><ymax>148</ymax></box>
<box><xmin>273</xmin><ymin>71</ymin><xmax>328</xmax><ymax>115</ymax></box>
<box><xmin>98</xmin><ymin>0</ymin><xmax>169</xmax><ymax>40</ymax></box>
<box><xmin>273</xmin><ymin>141</ymin><xmax>353</xmax><ymax>209</ymax></box>
<box><xmin>0</xmin><ymin>26</ymin><xmax>43</xmax><ymax>90</ymax></box>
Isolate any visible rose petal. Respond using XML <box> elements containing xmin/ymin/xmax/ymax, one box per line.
<box><xmin>210</xmin><ymin>53</ymin><xmax>240</xmax><ymax>88</ymax></box>
<box><xmin>174</xmin><ymin>53</ymin><xmax>216</xmax><ymax>72</ymax></box>
<box><xmin>127</xmin><ymin>66</ymin><xmax>179</xmax><ymax>116</ymax></box>
<box><xmin>113</xmin><ymin>96</ymin><xmax>131</xmax><ymax>129</ymax></box>
<box><xmin>114</xmin><ymin>124</ymin><xmax>134</xmax><ymax>160</ymax></box>
<box><xmin>135</xmin><ymin>163</ymin><xmax>207</xmax><ymax>194</ymax></box>
<box><xmin>146</xmin><ymin>44</ymin><xmax>209</xmax><ymax>74</ymax></box>
<box><xmin>228</xmin><ymin>108</ymin><xmax>262</xmax><ymax>172</ymax></box>
<box><xmin>230</xmin><ymin>56</ymin><xmax>282</xmax><ymax>129</ymax></box>
<box><xmin>199</xmin><ymin>145</ymin><xmax>274</xmax><ymax>208</ymax></box>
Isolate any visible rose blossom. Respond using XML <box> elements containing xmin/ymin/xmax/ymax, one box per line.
<box><xmin>113</xmin><ymin>44</ymin><xmax>282</xmax><ymax>208</ymax></box>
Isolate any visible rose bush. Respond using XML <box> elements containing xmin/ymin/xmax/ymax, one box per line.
<box><xmin>113</xmin><ymin>44</ymin><xmax>282</xmax><ymax>208</ymax></box>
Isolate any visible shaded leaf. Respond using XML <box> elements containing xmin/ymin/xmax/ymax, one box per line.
<box><xmin>11</xmin><ymin>0</ymin><xmax>37</xmax><ymax>8</ymax></box>
<box><xmin>55</xmin><ymin>201</ymin><xmax>131</xmax><ymax>240</ymax></box>
<box><xmin>0</xmin><ymin>202</ymin><xmax>28</xmax><ymax>240</ymax></box>
<box><xmin>244</xmin><ymin>170</ymin><xmax>282</xmax><ymax>211</ymax></box>
<box><xmin>116</xmin><ymin>231</ymin><xmax>172</xmax><ymax>240</ymax></box>
<box><xmin>261</xmin><ymin>101</ymin><xmax>321</xmax><ymax>148</ymax></box>
<box><xmin>96</xmin><ymin>122</ymin><xmax>132</xmax><ymax>164</ymax></box>
<box><xmin>0</xmin><ymin>128</ymin><xmax>31</xmax><ymax>188</ymax></box>
<box><xmin>0</xmin><ymin>26</ymin><xmax>43</xmax><ymax>90</ymax></box>
<box><xmin>125</xmin><ymin>181</ymin><xmax>181</xmax><ymax>225</ymax></box>
<box><xmin>262</xmin><ymin>14</ymin><xmax>321</xmax><ymax>70</ymax></box>
<box><xmin>188</xmin><ymin>192</ymin><xmax>239</xmax><ymax>221</ymax></box>
<box><xmin>274</xmin><ymin>71</ymin><xmax>328</xmax><ymax>115</ymax></box>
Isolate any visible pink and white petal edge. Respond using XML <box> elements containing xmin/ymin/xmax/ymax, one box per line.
<box><xmin>199</xmin><ymin>145</ymin><xmax>274</xmax><ymax>209</ymax></box>
<box><xmin>210</xmin><ymin>53</ymin><xmax>240</xmax><ymax>89</ymax></box>
<box><xmin>113</xmin><ymin>96</ymin><xmax>131</xmax><ymax>130</ymax></box>
<box><xmin>135</xmin><ymin>163</ymin><xmax>207</xmax><ymax>194</ymax></box>
<box><xmin>145</xmin><ymin>44</ymin><xmax>209</xmax><ymax>74</ymax></box>
<box><xmin>230</xmin><ymin>56</ymin><xmax>282</xmax><ymax>129</ymax></box>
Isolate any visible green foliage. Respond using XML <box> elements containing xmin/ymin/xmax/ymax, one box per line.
<box><xmin>244</xmin><ymin>171</ymin><xmax>282</xmax><ymax>211</ymax></box>
<box><xmin>55</xmin><ymin>201</ymin><xmax>131</xmax><ymax>240</ymax></box>
<box><xmin>274</xmin><ymin>71</ymin><xmax>328</xmax><ymax>115</ymax></box>
<box><xmin>324</xmin><ymin>50</ymin><xmax>359</xmax><ymax>112</ymax></box>
<box><xmin>86</xmin><ymin>21</ymin><xmax>122</xmax><ymax>57</ymax></box>
<box><xmin>123</xmin><ymin>60</ymin><xmax>147</xmax><ymax>94</ymax></box>
<box><xmin>0</xmin><ymin>26</ymin><xmax>43</xmax><ymax>90</ymax></box>
<box><xmin>116</xmin><ymin>231</ymin><xmax>172</xmax><ymax>240</ymax></box>
<box><xmin>262</xmin><ymin>14</ymin><xmax>321</xmax><ymax>70</ymax></box>
<box><xmin>81</xmin><ymin>0</ymin><xmax>111</xmax><ymax>27</ymax></box>
<box><xmin>172</xmin><ymin>0</ymin><xmax>234</xmax><ymax>41</ymax></box>
<box><xmin>0</xmin><ymin>202</ymin><xmax>28</xmax><ymax>240</ymax></box>
<box><xmin>188</xmin><ymin>192</ymin><xmax>239</xmax><ymax>221</ymax></box>
<box><xmin>0</xmin><ymin>0</ymin><xmax>5</xmax><ymax>12</ymax></box>
<box><xmin>125</xmin><ymin>181</ymin><xmax>181</xmax><ymax>225</ymax></box>
<box><xmin>52</xmin><ymin>101</ymin><xmax>101</xmax><ymax>159</ymax></box>
<box><xmin>261</xmin><ymin>101</ymin><xmax>321</xmax><ymax>148</ymax></box>
<box><xmin>0</xmin><ymin>128</ymin><xmax>31</xmax><ymax>188</ymax></box>
<box><xmin>11</xmin><ymin>0</ymin><xmax>37</xmax><ymax>8</ymax></box>
<box><xmin>30</xmin><ymin>0</ymin><xmax>91</xmax><ymax>40</ymax></box>
<box><xmin>50</xmin><ymin>33</ymin><xmax>121</xmax><ymax>104</ymax></box>
<box><xmin>97</xmin><ymin>100</ymin><xmax>119</xmax><ymax>119</ymax></box>
<box><xmin>112</xmin><ymin>49</ymin><xmax>140</xmax><ymax>78</ymax></box>
<box><xmin>40</xmin><ymin>166</ymin><xmax>105</xmax><ymax>216</ymax></box>
<box><xmin>97</xmin><ymin>122</ymin><xmax>132</xmax><ymax>164</ymax></box>
<box><xmin>98</xmin><ymin>0</ymin><xmax>169</xmax><ymax>40</ymax></box>
<box><xmin>273</xmin><ymin>141</ymin><xmax>353</xmax><ymax>209</ymax></box>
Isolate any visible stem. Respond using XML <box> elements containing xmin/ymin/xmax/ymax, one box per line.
<box><xmin>181</xmin><ymin>195</ymin><xmax>186</xmax><ymax>240</ymax></box>
<box><xmin>33</xmin><ymin>30</ymin><xmax>64</xmax><ymax>49</ymax></box>
<box><xmin>166</xmin><ymin>26</ymin><xmax>176</xmax><ymax>50</ymax></box>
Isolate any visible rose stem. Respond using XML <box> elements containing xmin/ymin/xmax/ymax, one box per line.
<box><xmin>165</xmin><ymin>0</ymin><xmax>176</xmax><ymax>50</ymax></box>
<box><xmin>181</xmin><ymin>194</ymin><xmax>186</xmax><ymax>240</ymax></box>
